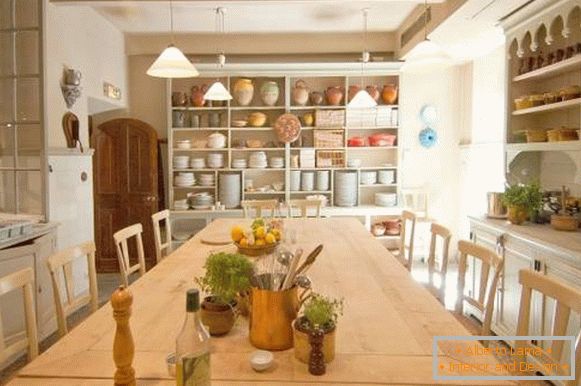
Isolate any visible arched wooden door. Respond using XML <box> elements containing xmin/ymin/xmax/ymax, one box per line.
<box><xmin>92</xmin><ymin>118</ymin><xmax>158</xmax><ymax>273</ymax></box>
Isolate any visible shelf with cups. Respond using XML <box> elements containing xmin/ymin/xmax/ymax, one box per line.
<box><xmin>171</xmin><ymin>106</ymin><xmax>227</xmax><ymax>111</ymax></box>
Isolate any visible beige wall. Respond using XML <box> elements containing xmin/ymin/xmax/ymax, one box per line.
<box><xmin>44</xmin><ymin>1</ymin><xmax>128</xmax><ymax>148</ymax></box>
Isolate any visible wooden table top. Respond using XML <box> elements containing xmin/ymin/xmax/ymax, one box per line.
<box><xmin>10</xmin><ymin>218</ymin><xmax>513</xmax><ymax>385</ymax></box>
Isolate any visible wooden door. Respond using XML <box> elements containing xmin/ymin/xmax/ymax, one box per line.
<box><xmin>92</xmin><ymin>118</ymin><xmax>158</xmax><ymax>273</ymax></box>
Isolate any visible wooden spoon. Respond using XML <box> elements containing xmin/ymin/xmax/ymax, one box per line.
<box><xmin>294</xmin><ymin>244</ymin><xmax>323</xmax><ymax>278</ymax></box>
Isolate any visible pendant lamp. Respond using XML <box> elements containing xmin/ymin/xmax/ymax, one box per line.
<box><xmin>348</xmin><ymin>9</ymin><xmax>377</xmax><ymax>109</ymax></box>
<box><xmin>204</xmin><ymin>8</ymin><xmax>233</xmax><ymax>101</ymax></box>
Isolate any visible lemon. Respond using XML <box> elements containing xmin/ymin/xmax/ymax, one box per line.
<box><xmin>271</xmin><ymin>229</ymin><xmax>281</xmax><ymax>241</ymax></box>
<box><xmin>231</xmin><ymin>225</ymin><xmax>245</xmax><ymax>242</ymax></box>
<box><xmin>239</xmin><ymin>237</ymin><xmax>249</xmax><ymax>247</ymax></box>
<box><xmin>265</xmin><ymin>233</ymin><xmax>276</xmax><ymax>244</ymax></box>
<box><xmin>255</xmin><ymin>238</ymin><xmax>266</xmax><ymax>246</ymax></box>
<box><xmin>254</xmin><ymin>226</ymin><xmax>266</xmax><ymax>239</ymax></box>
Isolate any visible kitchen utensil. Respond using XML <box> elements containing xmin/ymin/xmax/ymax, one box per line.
<box><xmin>487</xmin><ymin>192</ymin><xmax>508</xmax><ymax>219</ymax></box>
<box><xmin>294</xmin><ymin>244</ymin><xmax>323</xmax><ymax>278</ymax></box>
<box><xmin>294</xmin><ymin>275</ymin><xmax>311</xmax><ymax>289</ymax></box>
<box><xmin>282</xmin><ymin>248</ymin><xmax>303</xmax><ymax>290</ymax></box>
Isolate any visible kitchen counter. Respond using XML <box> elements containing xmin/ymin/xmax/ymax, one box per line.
<box><xmin>0</xmin><ymin>222</ymin><xmax>59</xmax><ymax>251</ymax></box>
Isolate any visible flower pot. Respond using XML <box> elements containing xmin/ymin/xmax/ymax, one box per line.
<box><xmin>260</xmin><ymin>81</ymin><xmax>280</xmax><ymax>106</ymax></box>
<box><xmin>507</xmin><ymin>205</ymin><xmax>528</xmax><ymax>225</ymax></box>
<box><xmin>293</xmin><ymin>318</ymin><xmax>336</xmax><ymax>363</ymax></box>
<box><xmin>292</xmin><ymin>80</ymin><xmax>309</xmax><ymax>106</ymax></box>
<box><xmin>233</xmin><ymin>78</ymin><xmax>254</xmax><ymax>106</ymax></box>
<box><xmin>381</xmin><ymin>84</ymin><xmax>398</xmax><ymax>104</ymax></box>
<box><xmin>200</xmin><ymin>296</ymin><xmax>236</xmax><ymax>336</ymax></box>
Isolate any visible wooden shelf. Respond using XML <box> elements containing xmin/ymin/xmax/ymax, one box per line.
<box><xmin>512</xmin><ymin>98</ymin><xmax>581</xmax><ymax>116</ymax></box>
<box><xmin>172</xmin><ymin>106</ymin><xmax>226</xmax><ymax>111</ymax></box>
<box><xmin>230</xmin><ymin>106</ymin><xmax>285</xmax><ymax>110</ymax></box>
<box><xmin>513</xmin><ymin>55</ymin><xmax>581</xmax><ymax>82</ymax></box>
<box><xmin>505</xmin><ymin>141</ymin><xmax>581</xmax><ymax>152</ymax></box>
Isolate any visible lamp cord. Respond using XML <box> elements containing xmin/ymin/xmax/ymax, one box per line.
<box><xmin>169</xmin><ymin>0</ymin><xmax>175</xmax><ymax>45</ymax></box>
<box><xmin>424</xmin><ymin>0</ymin><xmax>428</xmax><ymax>40</ymax></box>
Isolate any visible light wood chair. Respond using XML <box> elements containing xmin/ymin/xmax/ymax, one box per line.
<box><xmin>241</xmin><ymin>199</ymin><xmax>278</xmax><ymax>218</ymax></box>
<box><xmin>395</xmin><ymin>210</ymin><xmax>417</xmax><ymax>271</ymax></box>
<box><xmin>516</xmin><ymin>269</ymin><xmax>581</xmax><ymax>385</ymax></box>
<box><xmin>455</xmin><ymin>240</ymin><xmax>503</xmax><ymax>340</ymax></box>
<box><xmin>0</xmin><ymin>268</ymin><xmax>38</xmax><ymax>364</ymax></box>
<box><xmin>151</xmin><ymin>209</ymin><xmax>172</xmax><ymax>263</ymax></box>
<box><xmin>289</xmin><ymin>199</ymin><xmax>322</xmax><ymax>218</ymax></box>
<box><xmin>46</xmin><ymin>241</ymin><xmax>99</xmax><ymax>337</ymax></box>
<box><xmin>426</xmin><ymin>223</ymin><xmax>452</xmax><ymax>304</ymax></box>
<box><xmin>113</xmin><ymin>224</ymin><xmax>147</xmax><ymax>287</ymax></box>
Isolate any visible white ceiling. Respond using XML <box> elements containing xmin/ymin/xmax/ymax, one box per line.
<box><xmin>72</xmin><ymin>0</ymin><xmax>446</xmax><ymax>34</ymax></box>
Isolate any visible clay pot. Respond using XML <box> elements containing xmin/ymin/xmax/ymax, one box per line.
<box><xmin>200</xmin><ymin>296</ymin><xmax>237</xmax><ymax>336</ymax></box>
<box><xmin>325</xmin><ymin>86</ymin><xmax>343</xmax><ymax>106</ymax></box>
<box><xmin>381</xmin><ymin>84</ymin><xmax>398</xmax><ymax>104</ymax></box>
<box><xmin>190</xmin><ymin>85</ymin><xmax>207</xmax><ymax>107</ymax></box>
<box><xmin>233</xmin><ymin>78</ymin><xmax>254</xmax><ymax>106</ymax></box>
<box><xmin>366</xmin><ymin>85</ymin><xmax>380</xmax><ymax>102</ymax></box>
<box><xmin>309</xmin><ymin>91</ymin><xmax>324</xmax><ymax>106</ymax></box>
<box><xmin>293</xmin><ymin>318</ymin><xmax>336</xmax><ymax>363</ymax></box>
<box><xmin>348</xmin><ymin>85</ymin><xmax>361</xmax><ymax>102</ymax></box>
<box><xmin>507</xmin><ymin>205</ymin><xmax>528</xmax><ymax>225</ymax></box>
<box><xmin>260</xmin><ymin>81</ymin><xmax>280</xmax><ymax>106</ymax></box>
<box><xmin>292</xmin><ymin>80</ymin><xmax>309</xmax><ymax>106</ymax></box>
<box><xmin>171</xmin><ymin>92</ymin><xmax>187</xmax><ymax>107</ymax></box>
<box><xmin>247</xmin><ymin>112</ymin><xmax>267</xmax><ymax>127</ymax></box>
<box><xmin>302</xmin><ymin>113</ymin><xmax>314</xmax><ymax>127</ymax></box>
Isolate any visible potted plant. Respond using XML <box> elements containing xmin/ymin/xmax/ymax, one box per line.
<box><xmin>293</xmin><ymin>293</ymin><xmax>343</xmax><ymax>363</ymax></box>
<box><xmin>195</xmin><ymin>252</ymin><xmax>254</xmax><ymax>336</ymax></box>
<box><xmin>502</xmin><ymin>182</ymin><xmax>543</xmax><ymax>225</ymax></box>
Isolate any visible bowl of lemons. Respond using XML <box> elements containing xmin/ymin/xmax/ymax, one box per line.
<box><xmin>231</xmin><ymin>218</ymin><xmax>281</xmax><ymax>257</ymax></box>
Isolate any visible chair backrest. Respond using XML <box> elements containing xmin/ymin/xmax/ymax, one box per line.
<box><xmin>427</xmin><ymin>223</ymin><xmax>452</xmax><ymax>304</ymax></box>
<box><xmin>516</xmin><ymin>269</ymin><xmax>581</xmax><ymax>385</ymax></box>
<box><xmin>289</xmin><ymin>199</ymin><xmax>322</xmax><ymax>218</ymax></box>
<box><xmin>398</xmin><ymin>210</ymin><xmax>417</xmax><ymax>271</ymax></box>
<box><xmin>401</xmin><ymin>188</ymin><xmax>428</xmax><ymax>218</ymax></box>
<box><xmin>113</xmin><ymin>223</ymin><xmax>147</xmax><ymax>287</ymax></box>
<box><xmin>151</xmin><ymin>209</ymin><xmax>172</xmax><ymax>263</ymax></box>
<box><xmin>46</xmin><ymin>241</ymin><xmax>99</xmax><ymax>337</ymax></box>
<box><xmin>0</xmin><ymin>268</ymin><xmax>38</xmax><ymax>364</ymax></box>
<box><xmin>456</xmin><ymin>240</ymin><xmax>503</xmax><ymax>337</ymax></box>
<box><xmin>241</xmin><ymin>199</ymin><xmax>278</xmax><ymax>218</ymax></box>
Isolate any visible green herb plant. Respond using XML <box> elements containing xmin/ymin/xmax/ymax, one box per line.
<box><xmin>298</xmin><ymin>293</ymin><xmax>344</xmax><ymax>333</ymax></box>
<box><xmin>195</xmin><ymin>252</ymin><xmax>254</xmax><ymax>305</ymax></box>
<box><xmin>502</xmin><ymin>182</ymin><xmax>543</xmax><ymax>217</ymax></box>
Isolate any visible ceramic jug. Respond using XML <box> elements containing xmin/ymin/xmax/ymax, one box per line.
<box><xmin>309</xmin><ymin>91</ymin><xmax>324</xmax><ymax>106</ymax></box>
<box><xmin>260</xmin><ymin>81</ymin><xmax>280</xmax><ymax>106</ymax></box>
<box><xmin>292</xmin><ymin>80</ymin><xmax>309</xmax><ymax>106</ymax></box>
<box><xmin>382</xmin><ymin>84</ymin><xmax>398</xmax><ymax>104</ymax></box>
<box><xmin>190</xmin><ymin>85</ymin><xmax>207</xmax><ymax>107</ymax></box>
<box><xmin>233</xmin><ymin>78</ymin><xmax>254</xmax><ymax>106</ymax></box>
<box><xmin>325</xmin><ymin>86</ymin><xmax>343</xmax><ymax>106</ymax></box>
<box><xmin>348</xmin><ymin>85</ymin><xmax>361</xmax><ymax>102</ymax></box>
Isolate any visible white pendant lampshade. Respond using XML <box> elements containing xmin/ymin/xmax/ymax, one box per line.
<box><xmin>204</xmin><ymin>80</ymin><xmax>232</xmax><ymax>101</ymax></box>
<box><xmin>147</xmin><ymin>45</ymin><xmax>199</xmax><ymax>78</ymax></box>
<box><xmin>348</xmin><ymin>89</ymin><xmax>377</xmax><ymax>108</ymax></box>
<box><xmin>400</xmin><ymin>39</ymin><xmax>451</xmax><ymax>74</ymax></box>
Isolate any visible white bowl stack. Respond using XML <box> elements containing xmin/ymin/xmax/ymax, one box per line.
<box><xmin>175</xmin><ymin>139</ymin><xmax>192</xmax><ymax>149</ymax></box>
<box><xmin>301</xmin><ymin>171</ymin><xmax>315</xmax><ymax>191</ymax></box>
<box><xmin>375</xmin><ymin>192</ymin><xmax>397</xmax><ymax>207</ymax></box>
<box><xmin>334</xmin><ymin>171</ymin><xmax>358</xmax><ymax>207</ymax></box>
<box><xmin>316</xmin><ymin>170</ymin><xmax>330</xmax><ymax>191</ymax></box>
<box><xmin>360</xmin><ymin>171</ymin><xmax>377</xmax><ymax>185</ymax></box>
<box><xmin>198</xmin><ymin>173</ymin><xmax>215</xmax><ymax>187</ymax></box>
<box><xmin>378</xmin><ymin>170</ymin><xmax>395</xmax><ymax>184</ymax></box>
<box><xmin>207</xmin><ymin>153</ymin><xmax>224</xmax><ymax>169</ymax></box>
<box><xmin>207</xmin><ymin>133</ymin><xmax>226</xmax><ymax>149</ymax></box>
<box><xmin>269</xmin><ymin>156</ymin><xmax>284</xmax><ymax>168</ymax></box>
<box><xmin>249</xmin><ymin>152</ymin><xmax>268</xmax><ymax>169</ymax></box>
<box><xmin>190</xmin><ymin>158</ymin><xmax>206</xmax><ymax>169</ymax></box>
<box><xmin>219</xmin><ymin>173</ymin><xmax>241</xmax><ymax>209</ymax></box>
<box><xmin>173</xmin><ymin>199</ymin><xmax>188</xmax><ymax>210</ymax></box>
<box><xmin>173</xmin><ymin>156</ymin><xmax>189</xmax><ymax>169</ymax></box>
<box><xmin>290</xmin><ymin>171</ymin><xmax>301</xmax><ymax>191</ymax></box>
<box><xmin>188</xmin><ymin>192</ymin><xmax>214</xmax><ymax>210</ymax></box>
<box><xmin>232</xmin><ymin>158</ymin><xmax>247</xmax><ymax>169</ymax></box>
<box><xmin>174</xmin><ymin>172</ymin><xmax>195</xmax><ymax>187</ymax></box>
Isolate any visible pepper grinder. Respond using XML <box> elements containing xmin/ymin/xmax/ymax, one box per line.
<box><xmin>308</xmin><ymin>327</ymin><xmax>326</xmax><ymax>376</ymax></box>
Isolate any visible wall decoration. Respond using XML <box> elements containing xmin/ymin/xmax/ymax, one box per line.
<box><xmin>418</xmin><ymin>104</ymin><xmax>439</xmax><ymax>148</ymax></box>
<box><xmin>103</xmin><ymin>81</ymin><xmax>122</xmax><ymax>100</ymax></box>
<box><xmin>419</xmin><ymin>127</ymin><xmax>437</xmax><ymax>148</ymax></box>
<box><xmin>61</xmin><ymin>68</ymin><xmax>82</xmax><ymax>108</ymax></box>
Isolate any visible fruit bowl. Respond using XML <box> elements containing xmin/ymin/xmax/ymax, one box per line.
<box><xmin>235</xmin><ymin>241</ymin><xmax>279</xmax><ymax>257</ymax></box>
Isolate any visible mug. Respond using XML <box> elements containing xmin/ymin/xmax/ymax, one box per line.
<box><xmin>172</xmin><ymin>111</ymin><xmax>186</xmax><ymax>128</ymax></box>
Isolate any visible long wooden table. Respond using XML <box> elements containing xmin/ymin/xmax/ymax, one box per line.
<box><xmin>10</xmin><ymin>218</ymin><xmax>514</xmax><ymax>385</ymax></box>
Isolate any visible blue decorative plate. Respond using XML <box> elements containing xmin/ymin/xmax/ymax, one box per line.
<box><xmin>419</xmin><ymin>127</ymin><xmax>437</xmax><ymax>148</ymax></box>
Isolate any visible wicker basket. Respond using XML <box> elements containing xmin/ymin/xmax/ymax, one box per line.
<box><xmin>547</xmin><ymin>128</ymin><xmax>579</xmax><ymax>142</ymax></box>
<box><xmin>315</xmin><ymin>110</ymin><xmax>345</xmax><ymax>127</ymax></box>
<box><xmin>314</xmin><ymin>129</ymin><xmax>345</xmax><ymax>148</ymax></box>
<box><xmin>316</xmin><ymin>150</ymin><xmax>345</xmax><ymax>168</ymax></box>
<box><xmin>524</xmin><ymin>130</ymin><xmax>547</xmax><ymax>143</ymax></box>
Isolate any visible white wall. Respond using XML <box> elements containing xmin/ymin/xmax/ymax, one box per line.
<box><xmin>44</xmin><ymin>2</ymin><xmax>128</xmax><ymax>148</ymax></box>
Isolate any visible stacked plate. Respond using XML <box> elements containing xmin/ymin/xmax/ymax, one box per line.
<box><xmin>190</xmin><ymin>158</ymin><xmax>206</xmax><ymax>169</ymax></box>
<box><xmin>174</xmin><ymin>199</ymin><xmax>188</xmax><ymax>210</ymax></box>
<box><xmin>334</xmin><ymin>171</ymin><xmax>358</xmax><ymax>207</ymax></box>
<box><xmin>175</xmin><ymin>172</ymin><xmax>195</xmax><ymax>187</ymax></box>
<box><xmin>290</xmin><ymin>171</ymin><xmax>301</xmax><ymax>191</ymax></box>
<box><xmin>249</xmin><ymin>152</ymin><xmax>267</xmax><ymax>169</ymax></box>
<box><xmin>175</xmin><ymin>139</ymin><xmax>192</xmax><ymax>149</ymax></box>
<box><xmin>219</xmin><ymin>173</ymin><xmax>241</xmax><ymax>209</ymax></box>
<box><xmin>173</xmin><ymin>156</ymin><xmax>189</xmax><ymax>169</ymax></box>
<box><xmin>375</xmin><ymin>192</ymin><xmax>397</xmax><ymax>207</ymax></box>
<box><xmin>188</xmin><ymin>193</ymin><xmax>214</xmax><ymax>210</ymax></box>
<box><xmin>269</xmin><ymin>156</ymin><xmax>284</xmax><ymax>168</ymax></box>
<box><xmin>378</xmin><ymin>170</ymin><xmax>395</xmax><ymax>184</ymax></box>
<box><xmin>207</xmin><ymin>153</ymin><xmax>224</xmax><ymax>169</ymax></box>
<box><xmin>316</xmin><ymin>171</ymin><xmax>329</xmax><ymax>191</ymax></box>
<box><xmin>199</xmin><ymin>174</ymin><xmax>215</xmax><ymax>187</ymax></box>
<box><xmin>360</xmin><ymin>171</ymin><xmax>377</xmax><ymax>185</ymax></box>
<box><xmin>301</xmin><ymin>171</ymin><xmax>315</xmax><ymax>191</ymax></box>
<box><xmin>232</xmin><ymin>158</ymin><xmax>247</xmax><ymax>169</ymax></box>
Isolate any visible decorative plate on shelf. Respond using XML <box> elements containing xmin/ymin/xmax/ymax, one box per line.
<box><xmin>273</xmin><ymin>113</ymin><xmax>301</xmax><ymax>143</ymax></box>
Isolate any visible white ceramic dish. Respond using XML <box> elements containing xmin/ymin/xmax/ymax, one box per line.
<box><xmin>250</xmin><ymin>350</ymin><xmax>274</xmax><ymax>372</ymax></box>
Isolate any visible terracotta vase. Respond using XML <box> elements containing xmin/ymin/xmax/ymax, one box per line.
<box><xmin>309</xmin><ymin>91</ymin><xmax>324</xmax><ymax>106</ymax></box>
<box><xmin>233</xmin><ymin>78</ymin><xmax>254</xmax><ymax>106</ymax></box>
<box><xmin>381</xmin><ymin>84</ymin><xmax>398</xmax><ymax>104</ymax></box>
<box><xmin>260</xmin><ymin>81</ymin><xmax>280</xmax><ymax>106</ymax></box>
<box><xmin>366</xmin><ymin>85</ymin><xmax>380</xmax><ymax>102</ymax></box>
<box><xmin>507</xmin><ymin>205</ymin><xmax>528</xmax><ymax>225</ymax></box>
<box><xmin>200</xmin><ymin>297</ymin><xmax>236</xmax><ymax>336</ymax></box>
<box><xmin>293</xmin><ymin>318</ymin><xmax>336</xmax><ymax>364</ymax></box>
<box><xmin>190</xmin><ymin>85</ymin><xmax>207</xmax><ymax>107</ymax></box>
<box><xmin>348</xmin><ymin>85</ymin><xmax>361</xmax><ymax>102</ymax></box>
<box><xmin>325</xmin><ymin>86</ymin><xmax>343</xmax><ymax>106</ymax></box>
<box><xmin>292</xmin><ymin>80</ymin><xmax>309</xmax><ymax>106</ymax></box>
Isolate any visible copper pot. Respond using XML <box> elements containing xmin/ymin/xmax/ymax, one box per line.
<box><xmin>190</xmin><ymin>85</ymin><xmax>207</xmax><ymax>107</ymax></box>
<box><xmin>325</xmin><ymin>86</ymin><xmax>343</xmax><ymax>106</ymax></box>
<box><xmin>310</xmin><ymin>91</ymin><xmax>324</xmax><ymax>106</ymax></box>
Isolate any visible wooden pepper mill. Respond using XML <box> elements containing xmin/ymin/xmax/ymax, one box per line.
<box><xmin>111</xmin><ymin>285</ymin><xmax>136</xmax><ymax>386</ymax></box>
<box><xmin>308</xmin><ymin>328</ymin><xmax>326</xmax><ymax>376</ymax></box>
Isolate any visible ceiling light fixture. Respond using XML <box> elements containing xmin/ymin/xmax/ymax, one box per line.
<box><xmin>348</xmin><ymin>8</ymin><xmax>377</xmax><ymax>109</ymax></box>
<box><xmin>400</xmin><ymin>0</ymin><xmax>451</xmax><ymax>74</ymax></box>
<box><xmin>204</xmin><ymin>7</ymin><xmax>233</xmax><ymax>101</ymax></box>
<box><xmin>147</xmin><ymin>0</ymin><xmax>199</xmax><ymax>78</ymax></box>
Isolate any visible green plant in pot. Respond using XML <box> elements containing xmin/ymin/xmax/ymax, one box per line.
<box><xmin>195</xmin><ymin>252</ymin><xmax>253</xmax><ymax>336</ymax></box>
<box><xmin>293</xmin><ymin>293</ymin><xmax>343</xmax><ymax>364</ymax></box>
<box><xmin>502</xmin><ymin>182</ymin><xmax>543</xmax><ymax>225</ymax></box>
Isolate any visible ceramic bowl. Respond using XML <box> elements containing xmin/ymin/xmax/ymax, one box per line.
<box><xmin>248</xmin><ymin>112</ymin><xmax>267</xmax><ymax>127</ymax></box>
<box><xmin>232</xmin><ymin>120</ymin><xmax>247</xmax><ymax>127</ymax></box>
<box><xmin>250</xmin><ymin>350</ymin><xmax>274</xmax><ymax>372</ymax></box>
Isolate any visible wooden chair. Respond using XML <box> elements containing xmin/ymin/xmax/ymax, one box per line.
<box><xmin>455</xmin><ymin>240</ymin><xmax>503</xmax><ymax>339</ymax></box>
<box><xmin>395</xmin><ymin>210</ymin><xmax>416</xmax><ymax>271</ymax></box>
<box><xmin>46</xmin><ymin>241</ymin><xmax>99</xmax><ymax>337</ymax></box>
<box><xmin>289</xmin><ymin>199</ymin><xmax>322</xmax><ymax>218</ymax></box>
<box><xmin>241</xmin><ymin>199</ymin><xmax>278</xmax><ymax>218</ymax></box>
<box><xmin>426</xmin><ymin>223</ymin><xmax>452</xmax><ymax>304</ymax></box>
<box><xmin>0</xmin><ymin>268</ymin><xmax>38</xmax><ymax>364</ymax></box>
<box><xmin>113</xmin><ymin>224</ymin><xmax>147</xmax><ymax>287</ymax></box>
<box><xmin>151</xmin><ymin>209</ymin><xmax>172</xmax><ymax>263</ymax></box>
<box><xmin>516</xmin><ymin>269</ymin><xmax>581</xmax><ymax>385</ymax></box>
